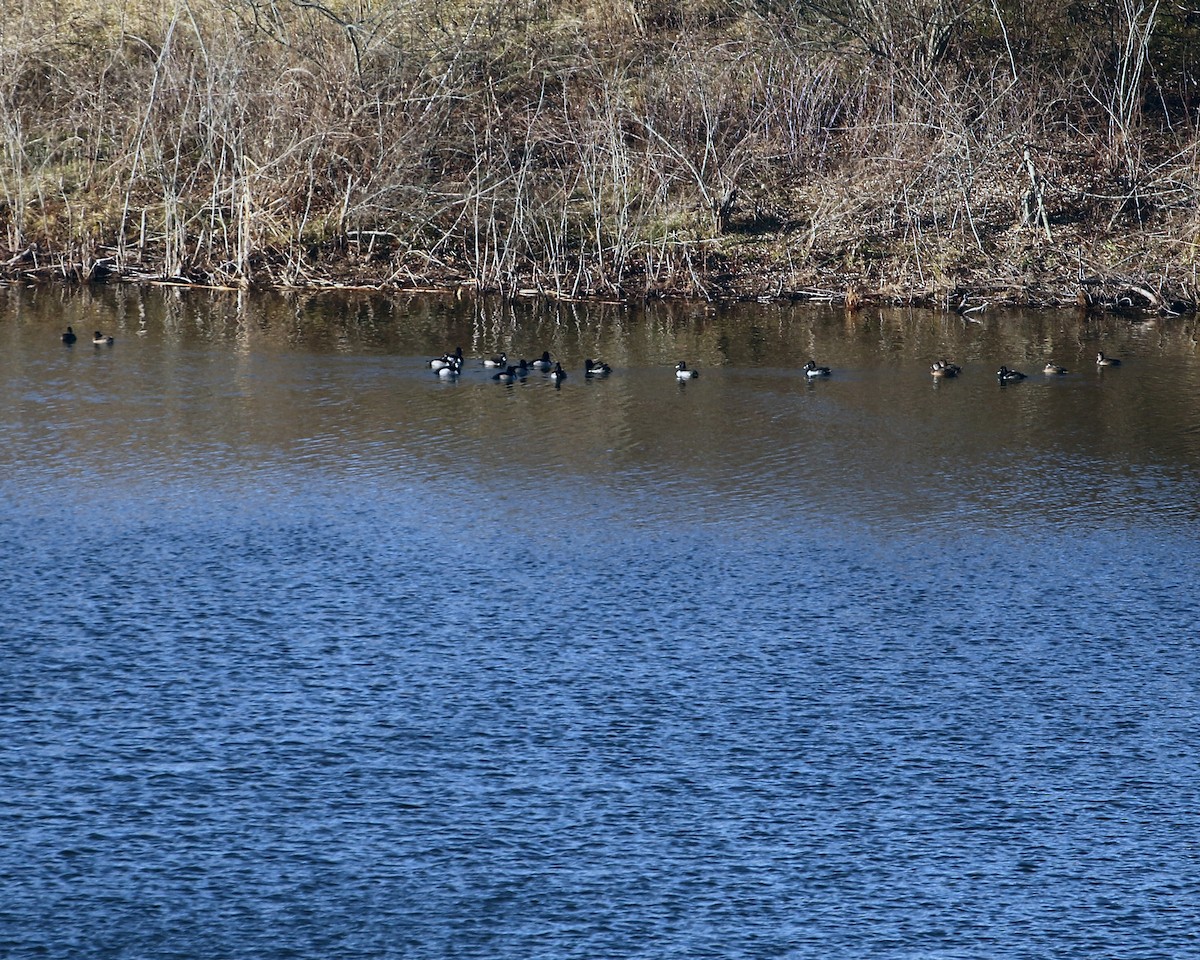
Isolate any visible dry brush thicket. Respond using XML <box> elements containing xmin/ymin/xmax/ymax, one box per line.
<box><xmin>3</xmin><ymin>0</ymin><xmax>1200</xmax><ymax>310</ymax></box>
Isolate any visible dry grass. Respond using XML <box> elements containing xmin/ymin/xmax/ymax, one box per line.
<box><xmin>1</xmin><ymin>0</ymin><xmax>1199</xmax><ymax>311</ymax></box>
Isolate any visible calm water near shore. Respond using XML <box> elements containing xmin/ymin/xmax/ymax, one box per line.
<box><xmin>2</xmin><ymin>285</ymin><xmax>1199</xmax><ymax>958</ymax></box>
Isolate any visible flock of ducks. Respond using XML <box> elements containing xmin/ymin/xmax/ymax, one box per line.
<box><xmin>61</xmin><ymin>326</ymin><xmax>113</xmax><ymax>345</ymax></box>
<box><xmin>428</xmin><ymin>347</ymin><xmax>621</xmax><ymax>384</ymax></box>
<box><xmin>65</xmin><ymin>326</ymin><xmax>1124</xmax><ymax>383</ymax></box>
<box><xmin>426</xmin><ymin>345</ymin><xmax>1125</xmax><ymax>386</ymax></box>
<box><xmin>427</xmin><ymin>350</ymin><xmax>711</xmax><ymax>383</ymax></box>
<box><xmin>425</xmin><ymin>349</ymin><xmax>843</xmax><ymax>384</ymax></box>
<box><xmin>428</xmin><ymin>348</ymin><xmax>589</xmax><ymax>384</ymax></box>
<box><xmin>992</xmin><ymin>352</ymin><xmax>1121</xmax><ymax>382</ymax></box>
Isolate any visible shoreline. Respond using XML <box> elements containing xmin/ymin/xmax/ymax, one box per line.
<box><xmin>1</xmin><ymin>237</ymin><xmax>1190</xmax><ymax>318</ymax></box>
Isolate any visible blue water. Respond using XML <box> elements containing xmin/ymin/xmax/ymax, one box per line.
<box><xmin>3</xmin><ymin>293</ymin><xmax>1200</xmax><ymax>958</ymax></box>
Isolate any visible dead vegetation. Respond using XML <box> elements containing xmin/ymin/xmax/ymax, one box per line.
<box><xmin>2</xmin><ymin>0</ymin><xmax>1200</xmax><ymax>314</ymax></box>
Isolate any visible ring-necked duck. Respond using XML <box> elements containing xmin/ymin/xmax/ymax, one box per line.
<box><xmin>997</xmin><ymin>365</ymin><xmax>1026</xmax><ymax>382</ymax></box>
<box><xmin>530</xmin><ymin>351</ymin><xmax>553</xmax><ymax>371</ymax></box>
<box><xmin>61</xmin><ymin>326</ymin><xmax>77</xmax><ymax>344</ymax></box>
<box><xmin>428</xmin><ymin>347</ymin><xmax>463</xmax><ymax>370</ymax></box>
<box><xmin>1043</xmin><ymin>361</ymin><xmax>1067</xmax><ymax>374</ymax></box>
<box><xmin>492</xmin><ymin>365</ymin><xmax>520</xmax><ymax>382</ymax></box>
<box><xmin>803</xmin><ymin>360</ymin><xmax>831</xmax><ymax>378</ymax></box>
<box><xmin>482</xmin><ymin>352</ymin><xmax>507</xmax><ymax>368</ymax></box>
<box><xmin>930</xmin><ymin>360</ymin><xmax>960</xmax><ymax>378</ymax></box>
<box><xmin>585</xmin><ymin>358</ymin><xmax>612</xmax><ymax>376</ymax></box>
<box><xmin>550</xmin><ymin>362</ymin><xmax>567</xmax><ymax>383</ymax></box>
<box><xmin>675</xmin><ymin>361</ymin><xmax>699</xmax><ymax>379</ymax></box>
<box><xmin>436</xmin><ymin>359</ymin><xmax>461</xmax><ymax>378</ymax></box>
<box><xmin>1096</xmin><ymin>352</ymin><xmax>1122</xmax><ymax>366</ymax></box>
<box><xmin>93</xmin><ymin>331</ymin><xmax>114</xmax><ymax>345</ymax></box>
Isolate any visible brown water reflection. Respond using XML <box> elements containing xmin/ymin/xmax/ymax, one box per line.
<box><xmin>2</xmin><ymin>284</ymin><xmax>1198</xmax><ymax>532</ymax></box>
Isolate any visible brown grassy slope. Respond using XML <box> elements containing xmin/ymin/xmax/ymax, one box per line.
<box><xmin>1</xmin><ymin>0</ymin><xmax>1198</xmax><ymax>312</ymax></box>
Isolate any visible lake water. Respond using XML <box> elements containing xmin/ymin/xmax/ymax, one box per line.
<box><xmin>2</xmin><ymin>285</ymin><xmax>1199</xmax><ymax>959</ymax></box>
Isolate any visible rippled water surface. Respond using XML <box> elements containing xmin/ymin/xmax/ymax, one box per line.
<box><xmin>3</xmin><ymin>286</ymin><xmax>1200</xmax><ymax>958</ymax></box>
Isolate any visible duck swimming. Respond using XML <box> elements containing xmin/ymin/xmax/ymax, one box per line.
<box><xmin>482</xmin><ymin>352</ymin><xmax>508</xmax><ymax>368</ymax></box>
<box><xmin>803</xmin><ymin>360</ymin><xmax>831</xmax><ymax>378</ymax></box>
<box><xmin>93</xmin><ymin>331</ymin><xmax>114</xmax><ymax>345</ymax></box>
<box><xmin>1096</xmin><ymin>352</ymin><xmax>1122</xmax><ymax>366</ymax></box>
<box><xmin>428</xmin><ymin>346</ymin><xmax>463</xmax><ymax>370</ymax></box>
<box><xmin>550</xmin><ymin>362</ymin><xmax>567</xmax><ymax>383</ymax></box>
<box><xmin>530</xmin><ymin>351</ymin><xmax>553</xmax><ymax>371</ymax></box>
<box><xmin>584</xmin><ymin>358</ymin><xmax>612</xmax><ymax>377</ymax></box>
<box><xmin>930</xmin><ymin>360</ymin><xmax>960</xmax><ymax>378</ymax></box>
<box><xmin>61</xmin><ymin>326</ymin><xmax>77</xmax><ymax>344</ymax></box>
<box><xmin>675</xmin><ymin>361</ymin><xmax>699</xmax><ymax>380</ymax></box>
<box><xmin>997</xmin><ymin>365</ymin><xmax>1026</xmax><ymax>382</ymax></box>
<box><xmin>1043</xmin><ymin>361</ymin><xmax>1068</xmax><ymax>374</ymax></box>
